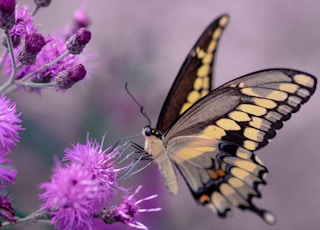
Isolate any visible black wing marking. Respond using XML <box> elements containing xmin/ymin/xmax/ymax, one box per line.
<box><xmin>156</xmin><ymin>15</ymin><xmax>229</xmax><ymax>132</ymax></box>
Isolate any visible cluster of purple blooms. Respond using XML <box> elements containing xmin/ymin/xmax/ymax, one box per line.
<box><xmin>0</xmin><ymin>0</ymin><xmax>160</xmax><ymax>229</ymax></box>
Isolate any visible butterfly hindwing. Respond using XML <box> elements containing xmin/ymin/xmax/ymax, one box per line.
<box><xmin>156</xmin><ymin>15</ymin><xmax>229</xmax><ymax>132</ymax></box>
<box><xmin>166</xmin><ymin>136</ymin><xmax>276</xmax><ymax>224</ymax></box>
<box><xmin>164</xmin><ymin>69</ymin><xmax>317</xmax><ymax>152</ymax></box>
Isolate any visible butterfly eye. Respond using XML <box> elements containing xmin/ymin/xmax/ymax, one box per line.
<box><xmin>144</xmin><ymin>127</ymin><xmax>153</xmax><ymax>136</ymax></box>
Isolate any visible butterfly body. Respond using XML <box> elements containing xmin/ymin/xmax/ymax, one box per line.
<box><xmin>143</xmin><ymin>126</ymin><xmax>178</xmax><ymax>195</ymax></box>
<box><xmin>142</xmin><ymin>14</ymin><xmax>317</xmax><ymax>225</ymax></box>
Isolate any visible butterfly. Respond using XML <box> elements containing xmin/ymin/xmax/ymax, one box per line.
<box><xmin>141</xmin><ymin>14</ymin><xmax>317</xmax><ymax>224</ymax></box>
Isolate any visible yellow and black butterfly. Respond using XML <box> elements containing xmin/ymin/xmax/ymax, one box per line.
<box><xmin>141</xmin><ymin>14</ymin><xmax>317</xmax><ymax>224</ymax></box>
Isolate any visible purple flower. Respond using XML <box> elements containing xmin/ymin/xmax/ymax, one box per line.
<box><xmin>0</xmin><ymin>94</ymin><xmax>23</xmax><ymax>153</ymax></box>
<box><xmin>66</xmin><ymin>28</ymin><xmax>91</xmax><ymax>54</ymax></box>
<box><xmin>2</xmin><ymin>4</ymin><xmax>36</xmax><ymax>48</ymax></box>
<box><xmin>113</xmin><ymin>186</ymin><xmax>161</xmax><ymax>230</ymax></box>
<box><xmin>28</xmin><ymin>35</ymin><xmax>81</xmax><ymax>79</ymax></box>
<box><xmin>0</xmin><ymin>194</ymin><xmax>16</xmax><ymax>226</ymax></box>
<box><xmin>39</xmin><ymin>163</ymin><xmax>100</xmax><ymax>230</ymax></box>
<box><xmin>5</xmin><ymin>5</ymin><xmax>36</xmax><ymax>47</ymax></box>
<box><xmin>64</xmin><ymin>135</ymin><xmax>123</xmax><ymax>206</ymax></box>
<box><xmin>0</xmin><ymin>153</ymin><xmax>17</xmax><ymax>187</ymax></box>
<box><xmin>0</xmin><ymin>0</ymin><xmax>16</xmax><ymax>30</ymax></box>
<box><xmin>4</xmin><ymin>35</ymin><xmax>84</xmax><ymax>83</ymax></box>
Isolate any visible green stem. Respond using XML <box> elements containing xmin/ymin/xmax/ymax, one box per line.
<box><xmin>0</xmin><ymin>49</ymin><xmax>9</xmax><ymax>71</ymax></box>
<box><xmin>5</xmin><ymin>30</ymin><xmax>16</xmax><ymax>72</ymax></box>
<box><xmin>15</xmin><ymin>81</ymin><xmax>57</xmax><ymax>88</ymax></box>
<box><xmin>1</xmin><ymin>210</ymin><xmax>50</xmax><ymax>229</ymax></box>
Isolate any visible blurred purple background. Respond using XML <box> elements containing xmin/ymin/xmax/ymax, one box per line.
<box><xmin>10</xmin><ymin>0</ymin><xmax>320</xmax><ymax>230</ymax></box>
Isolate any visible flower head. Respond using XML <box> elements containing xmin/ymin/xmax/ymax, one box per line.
<box><xmin>113</xmin><ymin>185</ymin><xmax>161</xmax><ymax>230</ymax></box>
<box><xmin>39</xmin><ymin>163</ymin><xmax>100</xmax><ymax>230</ymax></box>
<box><xmin>64</xmin><ymin>135</ymin><xmax>123</xmax><ymax>205</ymax></box>
<box><xmin>0</xmin><ymin>94</ymin><xmax>23</xmax><ymax>153</ymax></box>
<box><xmin>0</xmin><ymin>194</ymin><xmax>16</xmax><ymax>226</ymax></box>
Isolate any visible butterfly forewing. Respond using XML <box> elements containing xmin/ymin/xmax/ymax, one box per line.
<box><xmin>156</xmin><ymin>14</ymin><xmax>229</xmax><ymax>132</ymax></box>
<box><xmin>164</xmin><ymin>69</ymin><xmax>317</xmax><ymax>152</ymax></box>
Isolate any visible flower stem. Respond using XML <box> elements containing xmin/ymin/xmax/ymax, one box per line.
<box><xmin>1</xmin><ymin>210</ymin><xmax>49</xmax><ymax>229</ymax></box>
<box><xmin>20</xmin><ymin>50</ymin><xmax>70</xmax><ymax>82</ymax></box>
<box><xmin>32</xmin><ymin>6</ymin><xmax>40</xmax><ymax>16</ymax></box>
<box><xmin>5</xmin><ymin>30</ymin><xmax>16</xmax><ymax>72</ymax></box>
<box><xmin>0</xmin><ymin>49</ymin><xmax>9</xmax><ymax>71</ymax></box>
<box><xmin>15</xmin><ymin>81</ymin><xmax>57</xmax><ymax>88</ymax></box>
<box><xmin>0</xmin><ymin>32</ymin><xmax>19</xmax><ymax>93</ymax></box>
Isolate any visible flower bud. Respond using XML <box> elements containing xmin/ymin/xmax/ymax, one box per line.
<box><xmin>34</xmin><ymin>0</ymin><xmax>51</xmax><ymax>7</ymax></box>
<box><xmin>0</xmin><ymin>0</ymin><xmax>15</xmax><ymax>14</ymax></box>
<box><xmin>73</xmin><ymin>9</ymin><xmax>91</xmax><ymax>28</ymax></box>
<box><xmin>0</xmin><ymin>0</ymin><xmax>16</xmax><ymax>30</ymax></box>
<box><xmin>56</xmin><ymin>64</ymin><xmax>86</xmax><ymax>90</ymax></box>
<box><xmin>17</xmin><ymin>33</ymin><xmax>46</xmax><ymax>65</ymax></box>
<box><xmin>17</xmin><ymin>47</ymin><xmax>36</xmax><ymax>65</ymax></box>
<box><xmin>25</xmin><ymin>32</ymin><xmax>46</xmax><ymax>53</ymax></box>
<box><xmin>66</xmin><ymin>28</ymin><xmax>91</xmax><ymax>54</ymax></box>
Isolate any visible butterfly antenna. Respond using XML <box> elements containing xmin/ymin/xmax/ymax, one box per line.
<box><xmin>125</xmin><ymin>82</ymin><xmax>152</xmax><ymax>126</ymax></box>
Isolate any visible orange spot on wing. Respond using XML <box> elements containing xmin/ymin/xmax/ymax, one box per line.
<box><xmin>209</xmin><ymin>170</ymin><xmax>219</xmax><ymax>179</ymax></box>
<box><xmin>216</xmin><ymin>169</ymin><xmax>226</xmax><ymax>177</ymax></box>
<box><xmin>209</xmin><ymin>169</ymin><xmax>226</xmax><ymax>179</ymax></box>
<box><xmin>199</xmin><ymin>194</ymin><xmax>210</xmax><ymax>204</ymax></box>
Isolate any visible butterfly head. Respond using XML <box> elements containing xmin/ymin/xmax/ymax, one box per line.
<box><xmin>142</xmin><ymin>126</ymin><xmax>165</xmax><ymax>159</ymax></box>
<box><xmin>142</xmin><ymin>126</ymin><xmax>162</xmax><ymax>139</ymax></box>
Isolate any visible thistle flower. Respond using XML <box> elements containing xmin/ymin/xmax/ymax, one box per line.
<box><xmin>39</xmin><ymin>133</ymin><xmax>160</xmax><ymax>230</ymax></box>
<box><xmin>0</xmin><ymin>194</ymin><xmax>16</xmax><ymax>226</ymax></box>
<box><xmin>63</xmin><ymin>134</ymin><xmax>123</xmax><ymax>206</ymax></box>
<box><xmin>4</xmin><ymin>34</ymin><xmax>85</xmax><ymax>84</ymax></box>
<box><xmin>0</xmin><ymin>94</ymin><xmax>23</xmax><ymax>153</ymax></box>
<box><xmin>18</xmin><ymin>32</ymin><xmax>46</xmax><ymax>65</ymax></box>
<box><xmin>0</xmin><ymin>0</ymin><xmax>16</xmax><ymax>30</ymax></box>
<box><xmin>104</xmin><ymin>185</ymin><xmax>161</xmax><ymax>230</ymax></box>
<box><xmin>39</xmin><ymin>163</ymin><xmax>100</xmax><ymax>230</ymax></box>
